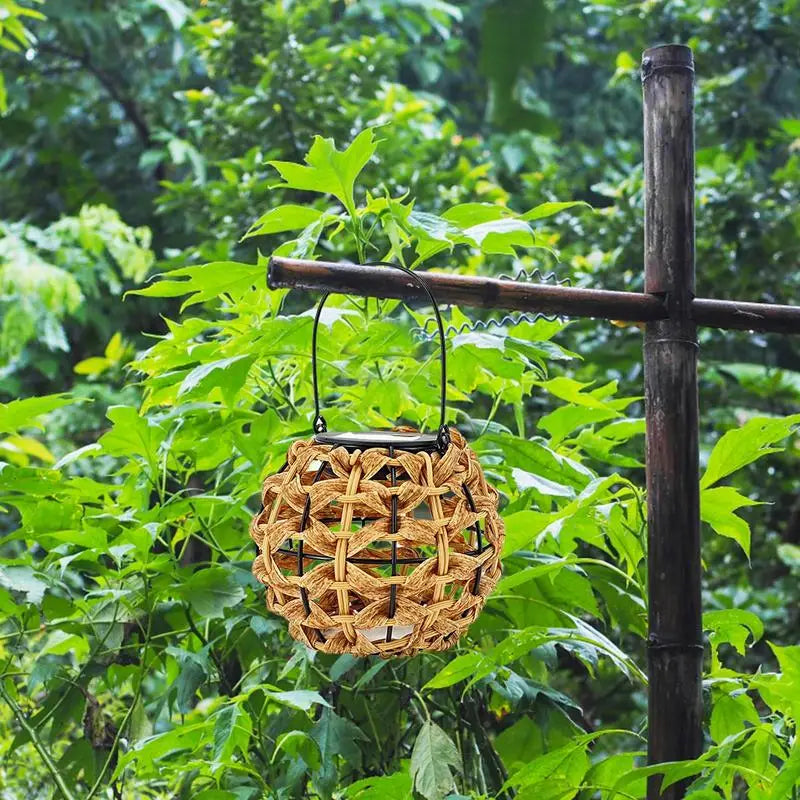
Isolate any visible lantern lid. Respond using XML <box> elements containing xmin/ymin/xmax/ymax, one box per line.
<box><xmin>313</xmin><ymin>429</ymin><xmax>442</xmax><ymax>452</ymax></box>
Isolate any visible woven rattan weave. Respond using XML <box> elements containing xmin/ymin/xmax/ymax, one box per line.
<box><xmin>250</xmin><ymin>428</ymin><xmax>504</xmax><ymax>656</ymax></box>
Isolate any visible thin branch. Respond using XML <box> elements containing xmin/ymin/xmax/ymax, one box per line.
<box><xmin>0</xmin><ymin>681</ymin><xmax>78</xmax><ymax>800</ymax></box>
<box><xmin>35</xmin><ymin>40</ymin><xmax>153</xmax><ymax>147</ymax></box>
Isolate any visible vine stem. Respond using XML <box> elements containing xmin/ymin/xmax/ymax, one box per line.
<box><xmin>84</xmin><ymin>577</ymin><xmax>154</xmax><ymax>799</ymax></box>
<box><xmin>0</xmin><ymin>680</ymin><xmax>78</xmax><ymax>800</ymax></box>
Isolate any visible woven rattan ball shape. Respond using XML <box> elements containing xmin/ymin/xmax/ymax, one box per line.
<box><xmin>249</xmin><ymin>428</ymin><xmax>504</xmax><ymax>656</ymax></box>
<box><xmin>251</xmin><ymin>261</ymin><xmax>504</xmax><ymax>655</ymax></box>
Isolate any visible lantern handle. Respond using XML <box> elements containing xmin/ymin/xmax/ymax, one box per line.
<box><xmin>311</xmin><ymin>261</ymin><xmax>449</xmax><ymax>451</ymax></box>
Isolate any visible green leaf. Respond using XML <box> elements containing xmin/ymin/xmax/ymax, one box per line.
<box><xmin>700</xmin><ymin>485</ymin><xmax>761</xmax><ymax>557</ymax></box>
<box><xmin>173</xmin><ymin>657</ymin><xmax>206</xmax><ymax>713</ymax></box>
<box><xmin>512</xmin><ymin>468</ymin><xmax>575</xmax><ymax>497</ymax></box>
<box><xmin>99</xmin><ymin>405</ymin><xmax>164</xmax><ymax>475</ymax></box>
<box><xmin>178</xmin><ymin>567</ymin><xmax>245</xmax><ymax>618</ymax></box>
<box><xmin>704</xmin><ymin>609</ymin><xmax>763</xmax><ymax>669</ymax></box>
<box><xmin>311</xmin><ymin>709</ymin><xmax>368</xmax><ymax>798</ymax></box>
<box><xmin>268</xmin><ymin>129</ymin><xmax>378</xmax><ymax>216</ymax></box>
<box><xmin>710</xmin><ymin>692</ymin><xmax>759</xmax><ymax>744</ymax></box>
<box><xmin>503</xmin><ymin>741</ymin><xmax>590</xmax><ymax>792</ymax></box>
<box><xmin>539</xmin><ymin>405</ymin><xmax>619</xmax><ymax>444</ymax></box>
<box><xmin>243</xmin><ymin>205</ymin><xmax>327</xmax><ymax>240</ymax></box>
<box><xmin>462</xmin><ymin>217</ymin><xmax>535</xmax><ymax>255</ymax></box>
<box><xmin>700</xmin><ymin>414</ymin><xmax>800</xmax><ymax>488</ymax></box>
<box><xmin>272</xmin><ymin>730</ymin><xmax>321</xmax><ymax>769</ymax></box>
<box><xmin>269</xmin><ymin>690</ymin><xmax>331</xmax><ymax>711</ymax></box>
<box><xmin>342</xmin><ymin>772</ymin><xmax>413</xmax><ymax>799</ymax></box>
<box><xmin>178</xmin><ymin>355</ymin><xmax>253</xmax><ymax>405</ymax></box>
<box><xmin>128</xmin><ymin>261</ymin><xmax>262</xmax><ymax>309</ymax></box>
<box><xmin>213</xmin><ymin>703</ymin><xmax>252</xmax><ymax>761</ymax></box>
<box><xmin>0</xmin><ymin>565</ymin><xmax>48</xmax><ymax>604</ymax></box>
<box><xmin>410</xmin><ymin>720</ymin><xmax>460</xmax><ymax>800</ymax></box>
<box><xmin>770</xmin><ymin>742</ymin><xmax>800</xmax><ymax>799</ymax></box>
<box><xmin>73</xmin><ymin>356</ymin><xmax>111</xmax><ymax>376</ymax></box>
<box><xmin>150</xmin><ymin>0</ymin><xmax>190</xmax><ymax>29</ymax></box>
<box><xmin>424</xmin><ymin>653</ymin><xmax>486</xmax><ymax>690</ymax></box>
<box><xmin>478</xmin><ymin>433</ymin><xmax>594</xmax><ymax>489</ymax></box>
<box><xmin>441</xmin><ymin>202</ymin><xmax>513</xmax><ymax>228</ymax></box>
<box><xmin>0</xmin><ymin>394</ymin><xmax>75</xmax><ymax>434</ymax></box>
<box><xmin>522</xmin><ymin>201</ymin><xmax>591</xmax><ymax>221</ymax></box>
<box><xmin>779</xmin><ymin>119</ymin><xmax>800</xmax><ymax>137</ymax></box>
<box><xmin>495</xmin><ymin>556</ymin><xmax>569</xmax><ymax>593</ymax></box>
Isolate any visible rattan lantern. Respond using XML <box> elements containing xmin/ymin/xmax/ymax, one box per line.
<box><xmin>250</xmin><ymin>264</ymin><xmax>504</xmax><ymax>657</ymax></box>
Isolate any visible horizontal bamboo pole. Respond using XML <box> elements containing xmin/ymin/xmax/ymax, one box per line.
<box><xmin>268</xmin><ymin>257</ymin><xmax>800</xmax><ymax>335</ymax></box>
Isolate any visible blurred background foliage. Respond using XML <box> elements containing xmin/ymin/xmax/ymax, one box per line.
<box><xmin>1</xmin><ymin>0</ymin><xmax>799</xmax><ymax>798</ymax></box>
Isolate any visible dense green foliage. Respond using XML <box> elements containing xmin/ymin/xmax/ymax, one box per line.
<box><xmin>1</xmin><ymin>1</ymin><xmax>799</xmax><ymax>798</ymax></box>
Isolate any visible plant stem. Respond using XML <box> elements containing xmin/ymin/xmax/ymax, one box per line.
<box><xmin>0</xmin><ymin>681</ymin><xmax>78</xmax><ymax>800</ymax></box>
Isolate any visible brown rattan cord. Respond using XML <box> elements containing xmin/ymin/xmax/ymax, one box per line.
<box><xmin>250</xmin><ymin>428</ymin><xmax>504</xmax><ymax>657</ymax></box>
<box><xmin>275</xmin><ymin>544</ymin><xmax>494</xmax><ymax>565</ymax></box>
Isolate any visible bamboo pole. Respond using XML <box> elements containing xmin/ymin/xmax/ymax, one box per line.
<box><xmin>642</xmin><ymin>44</ymin><xmax>703</xmax><ymax>799</ymax></box>
<box><xmin>268</xmin><ymin>257</ymin><xmax>800</xmax><ymax>334</ymax></box>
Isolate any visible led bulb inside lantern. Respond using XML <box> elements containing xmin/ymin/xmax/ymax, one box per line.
<box><xmin>324</xmin><ymin>625</ymin><xmax>415</xmax><ymax>642</ymax></box>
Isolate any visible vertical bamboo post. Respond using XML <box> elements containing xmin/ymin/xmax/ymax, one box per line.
<box><xmin>641</xmin><ymin>44</ymin><xmax>702</xmax><ymax>799</ymax></box>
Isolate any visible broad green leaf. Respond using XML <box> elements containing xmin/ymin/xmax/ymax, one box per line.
<box><xmin>424</xmin><ymin>652</ymin><xmax>486</xmax><ymax>690</ymax></box>
<box><xmin>495</xmin><ymin>557</ymin><xmax>569</xmax><ymax>593</ymax></box>
<box><xmin>243</xmin><ymin>204</ymin><xmax>327</xmax><ymax>240</ymax></box>
<box><xmin>502</xmin><ymin>509</ymin><xmax>557</xmax><ymax>555</ymax></box>
<box><xmin>311</xmin><ymin>709</ymin><xmax>368</xmax><ymax>798</ymax></box>
<box><xmin>178</xmin><ymin>566</ymin><xmax>245</xmax><ymax>618</ymax></box>
<box><xmin>0</xmin><ymin>434</ymin><xmax>54</xmax><ymax>464</ymax></box>
<box><xmin>150</xmin><ymin>0</ymin><xmax>190</xmax><ymax>29</ymax></box>
<box><xmin>586</xmin><ymin>751</ymin><xmax>645</xmax><ymax>797</ymax></box>
<box><xmin>512</xmin><ymin>467</ymin><xmax>575</xmax><ymax>497</ymax></box>
<box><xmin>105</xmin><ymin>331</ymin><xmax>125</xmax><ymax>360</ymax></box>
<box><xmin>73</xmin><ymin>356</ymin><xmax>111</xmax><ymax>375</ymax></box>
<box><xmin>710</xmin><ymin>692</ymin><xmax>759</xmax><ymax>743</ymax></box>
<box><xmin>99</xmin><ymin>405</ymin><xmax>164</xmax><ymax>475</ymax></box>
<box><xmin>269</xmin><ymin>690</ymin><xmax>332</xmax><ymax>711</ymax></box>
<box><xmin>0</xmin><ymin>394</ymin><xmax>74</xmax><ymax>434</ymax></box>
<box><xmin>0</xmin><ymin>565</ymin><xmax>48</xmax><ymax>604</ymax></box>
<box><xmin>770</xmin><ymin>742</ymin><xmax>800</xmax><ymax>799</ymax></box>
<box><xmin>114</xmin><ymin>723</ymin><xmax>207</xmax><ymax>777</ymax></box>
<box><xmin>178</xmin><ymin>354</ymin><xmax>253</xmax><ymax>405</ymax></box>
<box><xmin>410</xmin><ymin>720</ymin><xmax>460</xmax><ymax>800</ymax></box>
<box><xmin>700</xmin><ymin>485</ymin><xmax>761</xmax><ymax>557</ymax></box>
<box><xmin>503</xmin><ymin>741</ymin><xmax>590</xmax><ymax>792</ymax></box>
<box><xmin>52</xmin><ymin>443</ymin><xmax>102</xmax><ymax>470</ymax></box>
<box><xmin>213</xmin><ymin>703</ymin><xmax>252</xmax><ymax>761</ymax></box>
<box><xmin>128</xmin><ymin>261</ymin><xmax>262</xmax><ymax>309</ymax></box>
<box><xmin>173</xmin><ymin>657</ymin><xmax>206</xmax><ymax>713</ymax></box>
<box><xmin>701</xmin><ymin>414</ymin><xmax>800</xmax><ymax>488</ymax></box>
<box><xmin>779</xmin><ymin>119</ymin><xmax>800</xmax><ymax>137</ymax></box>
<box><xmin>268</xmin><ymin>129</ymin><xmax>378</xmax><ymax>216</ymax></box>
<box><xmin>342</xmin><ymin>772</ymin><xmax>413</xmax><ymax>799</ymax></box>
<box><xmin>704</xmin><ymin>609</ymin><xmax>763</xmax><ymax>670</ymax></box>
<box><xmin>537</xmin><ymin>377</ymin><xmax>620</xmax><ymax>410</ymax></box>
<box><xmin>462</xmin><ymin>217</ymin><xmax>535</xmax><ymax>255</ymax></box>
<box><xmin>272</xmin><ymin>730</ymin><xmax>321</xmax><ymax>769</ymax></box>
<box><xmin>522</xmin><ymin>201</ymin><xmax>591</xmax><ymax>221</ymax></box>
<box><xmin>538</xmin><ymin>405</ymin><xmax>619</xmax><ymax>444</ymax></box>
<box><xmin>478</xmin><ymin>433</ymin><xmax>594</xmax><ymax>490</ymax></box>
<box><xmin>441</xmin><ymin>202</ymin><xmax>514</xmax><ymax>227</ymax></box>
